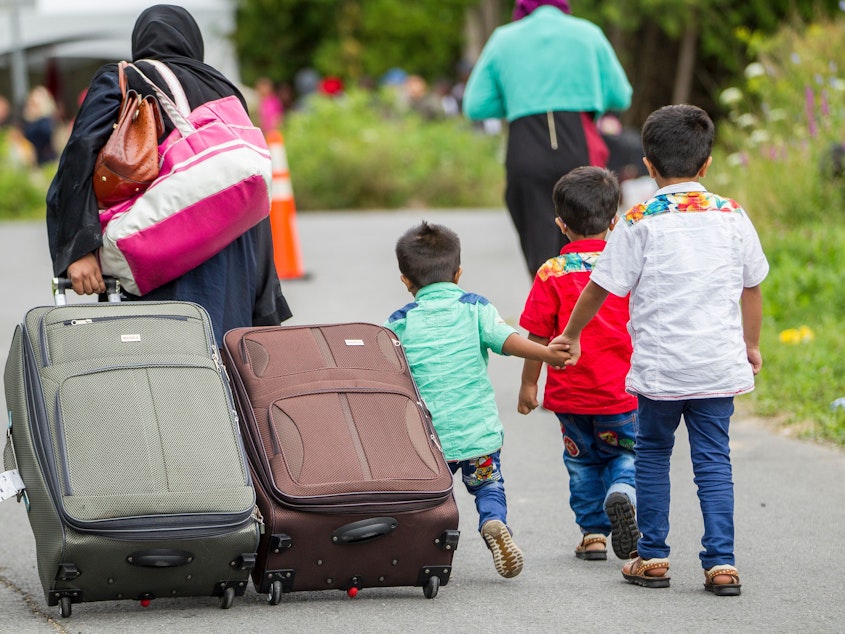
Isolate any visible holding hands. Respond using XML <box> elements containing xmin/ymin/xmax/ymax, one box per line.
<box><xmin>516</xmin><ymin>336</ymin><xmax>573</xmax><ymax>416</ymax></box>
<box><xmin>549</xmin><ymin>333</ymin><xmax>579</xmax><ymax>367</ymax></box>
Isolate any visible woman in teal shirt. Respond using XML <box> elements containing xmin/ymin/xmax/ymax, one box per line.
<box><xmin>463</xmin><ymin>0</ymin><xmax>632</xmax><ymax>276</ymax></box>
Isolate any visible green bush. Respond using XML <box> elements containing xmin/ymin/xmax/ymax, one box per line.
<box><xmin>283</xmin><ymin>89</ymin><xmax>505</xmax><ymax>210</ymax></box>
<box><xmin>0</xmin><ymin>131</ymin><xmax>52</xmax><ymax>220</ymax></box>
<box><xmin>709</xmin><ymin>20</ymin><xmax>845</xmax><ymax>227</ymax></box>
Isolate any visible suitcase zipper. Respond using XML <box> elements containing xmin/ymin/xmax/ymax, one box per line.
<box><xmin>60</xmin><ymin>315</ymin><xmax>188</xmax><ymax>326</ymax></box>
<box><xmin>40</xmin><ymin>310</ymin><xmax>197</xmax><ymax>367</ymax></box>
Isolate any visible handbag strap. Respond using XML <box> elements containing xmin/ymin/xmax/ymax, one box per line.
<box><xmin>117</xmin><ymin>61</ymin><xmax>128</xmax><ymax>97</ymax></box>
<box><xmin>125</xmin><ymin>61</ymin><xmax>194</xmax><ymax>137</ymax></box>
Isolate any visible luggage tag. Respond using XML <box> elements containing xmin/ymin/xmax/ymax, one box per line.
<box><xmin>0</xmin><ymin>469</ymin><xmax>26</xmax><ymax>502</ymax></box>
<box><xmin>4</xmin><ymin>414</ymin><xmax>27</xmax><ymax>506</ymax></box>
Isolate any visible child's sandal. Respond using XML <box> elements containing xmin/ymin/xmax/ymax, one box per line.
<box><xmin>704</xmin><ymin>564</ymin><xmax>741</xmax><ymax>596</ymax></box>
<box><xmin>574</xmin><ymin>533</ymin><xmax>607</xmax><ymax>560</ymax></box>
<box><xmin>621</xmin><ymin>551</ymin><xmax>670</xmax><ymax>588</ymax></box>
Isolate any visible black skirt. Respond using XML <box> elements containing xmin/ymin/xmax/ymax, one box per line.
<box><xmin>504</xmin><ymin>111</ymin><xmax>605</xmax><ymax>276</ymax></box>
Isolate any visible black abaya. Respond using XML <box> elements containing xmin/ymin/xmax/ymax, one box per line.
<box><xmin>46</xmin><ymin>4</ymin><xmax>291</xmax><ymax>344</ymax></box>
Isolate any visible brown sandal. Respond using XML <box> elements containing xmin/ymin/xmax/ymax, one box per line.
<box><xmin>621</xmin><ymin>552</ymin><xmax>670</xmax><ymax>588</ymax></box>
<box><xmin>704</xmin><ymin>565</ymin><xmax>741</xmax><ymax>596</ymax></box>
<box><xmin>575</xmin><ymin>533</ymin><xmax>607</xmax><ymax>561</ymax></box>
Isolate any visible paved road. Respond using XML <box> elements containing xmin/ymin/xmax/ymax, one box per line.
<box><xmin>1</xmin><ymin>210</ymin><xmax>843</xmax><ymax>633</ymax></box>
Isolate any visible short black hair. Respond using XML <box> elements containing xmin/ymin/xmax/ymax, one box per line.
<box><xmin>553</xmin><ymin>166</ymin><xmax>620</xmax><ymax>236</ymax></box>
<box><xmin>395</xmin><ymin>221</ymin><xmax>461</xmax><ymax>289</ymax></box>
<box><xmin>641</xmin><ymin>104</ymin><xmax>714</xmax><ymax>179</ymax></box>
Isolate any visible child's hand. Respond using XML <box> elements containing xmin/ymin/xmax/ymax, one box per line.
<box><xmin>551</xmin><ymin>333</ymin><xmax>581</xmax><ymax>366</ymax></box>
<box><xmin>746</xmin><ymin>345</ymin><xmax>763</xmax><ymax>375</ymax></box>
<box><xmin>543</xmin><ymin>340</ymin><xmax>570</xmax><ymax>369</ymax></box>
<box><xmin>518</xmin><ymin>383</ymin><xmax>539</xmax><ymax>414</ymax></box>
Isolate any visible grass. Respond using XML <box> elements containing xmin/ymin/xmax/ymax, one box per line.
<box><xmin>736</xmin><ymin>224</ymin><xmax>845</xmax><ymax>444</ymax></box>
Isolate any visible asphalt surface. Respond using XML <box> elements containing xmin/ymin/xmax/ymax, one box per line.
<box><xmin>1</xmin><ymin>209</ymin><xmax>844</xmax><ymax>633</ymax></box>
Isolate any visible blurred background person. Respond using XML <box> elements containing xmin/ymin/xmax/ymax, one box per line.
<box><xmin>255</xmin><ymin>76</ymin><xmax>283</xmax><ymax>135</ymax></box>
<box><xmin>0</xmin><ymin>95</ymin><xmax>11</xmax><ymax>128</ymax></box>
<box><xmin>22</xmin><ymin>86</ymin><xmax>58</xmax><ymax>166</ymax></box>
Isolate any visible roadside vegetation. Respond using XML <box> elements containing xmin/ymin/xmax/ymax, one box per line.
<box><xmin>0</xmin><ymin>133</ymin><xmax>54</xmax><ymax>220</ymax></box>
<box><xmin>1</xmin><ymin>16</ymin><xmax>843</xmax><ymax>444</ymax></box>
<box><xmin>709</xmin><ymin>19</ymin><xmax>845</xmax><ymax>444</ymax></box>
<box><xmin>283</xmin><ymin>88</ymin><xmax>504</xmax><ymax>210</ymax></box>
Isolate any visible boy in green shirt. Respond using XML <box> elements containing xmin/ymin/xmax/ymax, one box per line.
<box><xmin>386</xmin><ymin>221</ymin><xmax>568</xmax><ymax>578</ymax></box>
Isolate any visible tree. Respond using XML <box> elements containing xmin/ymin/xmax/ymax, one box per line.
<box><xmin>233</xmin><ymin>0</ymin><xmax>328</xmax><ymax>87</ymax></box>
<box><xmin>233</xmin><ymin>0</ymin><xmax>478</xmax><ymax>89</ymax></box>
<box><xmin>573</xmin><ymin>0</ymin><xmax>842</xmax><ymax>124</ymax></box>
<box><xmin>233</xmin><ymin>0</ymin><xmax>844</xmax><ymax>124</ymax></box>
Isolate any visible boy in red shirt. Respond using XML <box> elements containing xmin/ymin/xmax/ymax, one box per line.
<box><xmin>519</xmin><ymin>166</ymin><xmax>639</xmax><ymax>561</ymax></box>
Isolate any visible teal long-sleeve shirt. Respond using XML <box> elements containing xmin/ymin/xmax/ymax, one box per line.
<box><xmin>463</xmin><ymin>6</ymin><xmax>632</xmax><ymax>122</ymax></box>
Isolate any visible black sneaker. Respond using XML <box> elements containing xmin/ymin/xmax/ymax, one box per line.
<box><xmin>604</xmin><ymin>492</ymin><xmax>640</xmax><ymax>559</ymax></box>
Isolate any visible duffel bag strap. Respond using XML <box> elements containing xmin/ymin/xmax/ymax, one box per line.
<box><xmin>127</xmin><ymin>60</ymin><xmax>194</xmax><ymax>137</ymax></box>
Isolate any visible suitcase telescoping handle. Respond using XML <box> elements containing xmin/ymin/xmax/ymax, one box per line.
<box><xmin>331</xmin><ymin>517</ymin><xmax>398</xmax><ymax>545</ymax></box>
<box><xmin>52</xmin><ymin>277</ymin><xmax>121</xmax><ymax>306</ymax></box>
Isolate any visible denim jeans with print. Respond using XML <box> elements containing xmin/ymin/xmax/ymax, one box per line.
<box><xmin>555</xmin><ymin>411</ymin><xmax>637</xmax><ymax>535</ymax></box>
<box><xmin>449</xmin><ymin>450</ymin><xmax>508</xmax><ymax>532</ymax></box>
<box><xmin>635</xmin><ymin>395</ymin><xmax>735</xmax><ymax>568</ymax></box>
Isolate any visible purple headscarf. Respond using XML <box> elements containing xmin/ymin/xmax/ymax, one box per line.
<box><xmin>512</xmin><ymin>0</ymin><xmax>571</xmax><ymax>21</ymax></box>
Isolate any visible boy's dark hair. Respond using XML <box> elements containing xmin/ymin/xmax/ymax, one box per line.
<box><xmin>395</xmin><ymin>221</ymin><xmax>461</xmax><ymax>289</ymax></box>
<box><xmin>641</xmin><ymin>104</ymin><xmax>714</xmax><ymax>179</ymax></box>
<box><xmin>553</xmin><ymin>166</ymin><xmax>620</xmax><ymax>236</ymax></box>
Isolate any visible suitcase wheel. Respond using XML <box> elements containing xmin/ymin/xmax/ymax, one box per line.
<box><xmin>59</xmin><ymin>596</ymin><xmax>72</xmax><ymax>618</ymax></box>
<box><xmin>423</xmin><ymin>576</ymin><xmax>440</xmax><ymax>599</ymax></box>
<box><xmin>268</xmin><ymin>580</ymin><xmax>283</xmax><ymax>606</ymax></box>
<box><xmin>220</xmin><ymin>586</ymin><xmax>235</xmax><ymax>609</ymax></box>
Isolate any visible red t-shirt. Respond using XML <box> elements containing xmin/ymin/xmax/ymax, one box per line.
<box><xmin>519</xmin><ymin>239</ymin><xmax>636</xmax><ymax>415</ymax></box>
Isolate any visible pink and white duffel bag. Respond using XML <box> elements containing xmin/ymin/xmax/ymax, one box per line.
<box><xmin>99</xmin><ymin>60</ymin><xmax>272</xmax><ymax>296</ymax></box>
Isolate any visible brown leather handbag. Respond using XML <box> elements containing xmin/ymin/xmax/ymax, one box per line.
<box><xmin>93</xmin><ymin>61</ymin><xmax>165</xmax><ymax>209</ymax></box>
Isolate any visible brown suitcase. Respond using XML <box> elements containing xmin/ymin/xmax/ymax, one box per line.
<box><xmin>221</xmin><ymin>323</ymin><xmax>460</xmax><ymax>603</ymax></box>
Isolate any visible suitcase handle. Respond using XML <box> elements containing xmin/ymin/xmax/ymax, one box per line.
<box><xmin>331</xmin><ymin>517</ymin><xmax>398</xmax><ymax>545</ymax></box>
<box><xmin>127</xmin><ymin>549</ymin><xmax>193</xmax><ymax>568</ymax></box>
<box><xmin>52</xmin><ymin>277</ymin><xmax>121</xmax><ymax>306</ymax></box>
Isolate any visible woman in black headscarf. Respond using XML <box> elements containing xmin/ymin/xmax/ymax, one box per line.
<box><xmin>47</xmin><ymin>4</ymin><xmax>291</xmax><ymax>344</ymax></box>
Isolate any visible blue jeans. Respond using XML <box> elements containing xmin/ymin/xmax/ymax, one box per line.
<box><xmin>449</xmin><ymin>450</ymin><xmax>508</xmax><ymax>532</ymax></box>
<box><xmin>635</xmin><ymin>395</ymin><xmax>735</xmax><ymax>569</ymax></box>
<box><xmin>556</xmin><ymin>412</ymin><xmax>637</xmax><ymax>535</ymax></box>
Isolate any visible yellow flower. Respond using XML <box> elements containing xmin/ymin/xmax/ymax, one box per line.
<box><xmin>778</xmin><ymin>326</ymin><xmax>815</xmax><ymax>344</ymax></box>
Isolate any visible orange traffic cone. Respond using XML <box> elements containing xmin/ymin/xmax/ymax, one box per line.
<box><xmin>266</xmin><ymin>129</ymin><xmax>305</xmax><ymax>279</ymax></box>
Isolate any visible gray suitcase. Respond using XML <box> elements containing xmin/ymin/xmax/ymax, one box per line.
<box><xmin>3</xmin><ymin>282</ymin><xmax>259</xmax><ymax>617</ymax></box>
